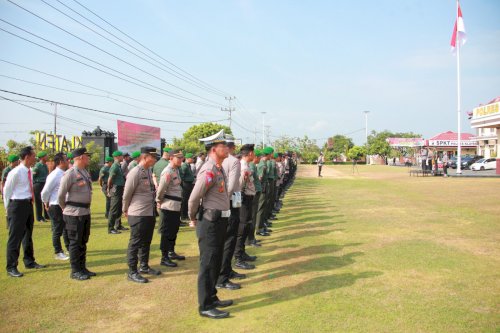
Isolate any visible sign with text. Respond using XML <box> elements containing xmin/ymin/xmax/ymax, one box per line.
<box><xmin>117</xmin><ymin>120</ymin><xmax>161</xmax><ymax>153</ymax></box>
<box><xmin>427</xmin><ymin>140</ymin><xmax>478</xmax><ymax>147</ymax></box>
<box><xmin>387</xmin><ymin>138</ymin><xmax>425</xmax><ymax>147</ymax></box>
<box><xmin>35</xmin><ymin>132</ymin><xmax>82</xmax><ymax>152</ymax></box>
<box><xmin>472</xmin><ymin>102</ymin><xmax>500</xmax><ymax>119</ymax></box>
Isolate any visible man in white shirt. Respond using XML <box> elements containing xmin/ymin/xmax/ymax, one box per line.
<box><xmin>4</xmin><ymin>146</ymin><xmax>46</xmax><ymax>278</ymax></box>
<box><xmin>41</xmin><ymin>153</ymin><xmax>70</xmax><ymax>261</ymax></box>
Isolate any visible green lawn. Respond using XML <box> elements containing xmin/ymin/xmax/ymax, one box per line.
<box><xmin>0</xmin><ymin>165</ymin><xmax>499</xmax><ymax>332</ymax></box>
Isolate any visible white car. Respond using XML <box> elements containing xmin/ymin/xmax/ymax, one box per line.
<box><xmin>470</xmin><ymin>158</ymin><xmax>497</xmax><ymax>171</ymax></box>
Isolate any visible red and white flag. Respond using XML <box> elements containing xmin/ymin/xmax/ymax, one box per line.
<box><xmin>450</xmin><ymin>3</ymin><xmax>466</xmax><ymax>52</ymax></box>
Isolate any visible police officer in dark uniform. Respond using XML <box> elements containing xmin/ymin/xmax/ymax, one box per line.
<box><xmin>32</xmin><ymin>151</ymin><xmax>50</xmax><ymax>222</ymax></box>
<box><xmin>57</xmin><ymin>148</ymin><xmax>94</xmax><ymax>280</ymax></box>
<box><xmin>123</xmin><ymin>147</ymin><xmax>161</xmax><ymax>283</ymax></box>
<box><xmin>107</xmin><ymin>151</ymin><xmax>127</xmax><ymax>234</ymax></box>
<box><xmin>98</xmin><ymin>157</ymin><xmax>113</xmax><ymax>219</ymax></box>
<box><xmin>188</xmin><ymin>130</ymin><xmax>233</xmax><ymax>319</ymax></box>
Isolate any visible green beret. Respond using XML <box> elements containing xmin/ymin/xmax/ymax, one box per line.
<box><xmin>131</xmin><ymin>151</ymin><xmax>141</xmax><ymax>159</ymax></box>
<box><xmin>273</xmin><ymin>152</ymin><xmax>278</xmax><ymax>158</ymax></box>
<box><xmin>263</xmin><ymin>147</ymin><xmax>274</xmax><ymax>155</ymax></box>
<box><xmin>185</xmin><ymin>153</ymin><xmax>193</xmax><ymax>158</ymax></box>
<box><xmin>163</xmin><ymin>147</ymin><xmax>172</xmax><ymax>152</ymax></box>
<box><xmin>37</xmin><ymin>151</ymin><xmax>47</xmax><ymax>158</ymax></box>
<box><xmin>8</xmin><ymin>154</ymin><xmax>19</xmax><ymax>163</ymax></box>
<box><xmin>105</xmin><ymin>156</ymin><xmax>114</xmax><ymax>162</ymax></box>
<box><xmin>112</xmin><ymin>151</ymin><xmax>123</xmax><ymax>157</ymax></box>
<box><xmin>254</xmin><ymin>149</ymin><xmax>263</xmax><ymax>157</ymax></box>
<box><xmin>66</xmin><ymin>152</ymin><xmax>73</xmax><ymax>159</ymax></box>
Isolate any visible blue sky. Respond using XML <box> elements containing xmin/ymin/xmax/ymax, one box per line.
<box><xmin>0</xmin><ymin>0</ymin><xmax>499</xmax><ymax>148</ymax></box>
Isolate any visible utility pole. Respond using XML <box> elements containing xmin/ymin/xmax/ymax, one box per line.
<box><xmin>261</xmin><ymin>112</ymin><xmax>266</xmax><ymax>148</ymax></box>
<box><xmin>53</xmin><ymin>103</ymin><xmax>58</xmax><ymax>137</ymax></box>
<box><xmin>265</xmin><ymin>125</ymin><xmax>271</xmax><ymax>147</ymax></box>
<box><xmin>364</xmin><ymin>110</ymin><xmax>370</xmax><ymax>165</ymax></box>
<box><xmin>254</xmin><ymin>126</ymin><xmax>257</xmax><ymax>144</ymax></box>
<box><xmin>221</xmin><ymin>96</ymin><xmax>236</xmax><ymax>129</ymax></box>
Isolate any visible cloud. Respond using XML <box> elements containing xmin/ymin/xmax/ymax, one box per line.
<box><xmin>307</xmin><ymin>120</ymin><xmax>329</xmax><ymax>132</ymax></box>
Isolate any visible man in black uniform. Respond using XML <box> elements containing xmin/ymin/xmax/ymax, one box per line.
<box><xmin>32</xmin><ymin>151</ymin><xmax>50</xmax><ymax>222</ymax></box>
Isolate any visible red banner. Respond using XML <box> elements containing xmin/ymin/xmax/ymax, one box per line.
<box><xmin>117</xmin><ymin>120</ymin><xmax>161</xmax><ymax>153</ymax></box>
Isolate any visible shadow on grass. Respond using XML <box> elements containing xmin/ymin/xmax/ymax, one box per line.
<box><xmin>262</xmin><ymin>227</ymin><xmax>342</xmax><ymax>245</ymax></box>
<box><xmin>233</xmin><ymin>271</ymin><xmax>382</xmax><ymax>312</ymax></box>
<box><xmin>255</xmin><ymin>243</ymin><xmax>362</xmax><ymax>264</ymax></box>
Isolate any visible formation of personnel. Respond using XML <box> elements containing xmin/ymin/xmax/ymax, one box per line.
<box><xmin>1</xmin><ymin>134</ymin><xmax>298</xmax><ymax>318</ymax></box>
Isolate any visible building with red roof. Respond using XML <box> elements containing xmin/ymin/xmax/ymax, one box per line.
<box><xmin>470</xmin><ymin>96</ymin><xmax>500</xmax><ymax>158</ymax></box>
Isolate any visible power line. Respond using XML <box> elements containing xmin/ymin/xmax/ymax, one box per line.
<box><xmin>0</xmin><ymin>59</ymin><xmax>210</xmax><ymax>115</ymax></box>
<box><xmin>0</xmin><ymin>15</ymin><xmax>222</xmax><ymax>108</ymax></box>
<box><xmin>50</xmin><ymin>0</ymin><xmax>228</xmax><ymax>98</ymax></box>
<box><xmin>0</xmin><ymin>89</ymin><xmax>229</xmax><ymax>124</ymax></box>
<box><xmin>71</xmin><ymin>0</ymin><xmax>231</xmax><ymax>97</ymax></box>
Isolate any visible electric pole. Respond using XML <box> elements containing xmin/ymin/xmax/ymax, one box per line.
<box><xmin>265</xmin><ymin>125</ymin><xmax>271</xmax><ymax>147</ymax></box>
<box><xmin>261</xmin><ymin>112</ymin><xmax>266</xmax><ymax>148</ymax></box>
<box><xmin>221</xmin><ymin>96</ymin><xmax>236</xmax><ymax>129</ymax></box>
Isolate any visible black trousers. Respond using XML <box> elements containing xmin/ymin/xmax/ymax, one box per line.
<box><xmin>48</xmin><ymin>205</ymin><xmax>69</xmax><ymax>254</ymax></box>
<box><xmin>101</xmin><ymin>185</ymin><xmax>111</xmax><ymax>218</ymax></box>
<box><xmin>6</xmin><ymin>200</ymin><xmax>36</xmax><ymax>270</ymax></box>
<box><xmin>217</xmin><ymin>205</ymin><xmax>240</xmax><ymax>284</ymax></box>
<box><xmin>181</xmin><ymin>182</ymin><xmax>194</xmax><ymax>219</ymax></box>
<box><xmin>63</xmin><ymin>214</ymin><xmax>91</xmax><ymax>273</ymax></box>
<box><xmin>197</xmin><ymin>215</ymin><xmax>228</xmax><ymax>311</ymax></box>
<box><xmin>248</xmin><ymin>192</ymin><xmax>261</xmax><ymax>242</ymax></box>
<box><xmin>127</xmin><ymin>216</ymin><xmax>155</xmax><ymax>272</ymax></box>
<box><xmin>235</xmin><ymin>195</ymin><xmax>254</xmax><ymax>259</ymax></box>
<box><xmin>108</xmin><ymin>186</ymin><xmax>124</xmax><ymax>231</ymax></box>
<box><xmin>318</xmin><ymin>165</ymin><xmax>323</xmax><ymax>176</ymax></box>
<box><xmin>266</xmin><ymin>181</ymin><xmax>276</xmax><ymax>219</ymax></box>
<box><xmin>33</xmin><ymin>182</ymin><xmax>49</xmax><ymax>221</ymax></box>
<box><xmin>160</xmin><ymin>209</ymin><xmax>181</xmax><ymax>255</ymax></box>
<box><xmin>256</xmin><ymin>189</ymin><xmax>267</xmax><ymax>231</ymax></box>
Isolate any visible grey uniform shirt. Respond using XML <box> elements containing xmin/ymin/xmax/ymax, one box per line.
<box><xmin>58</xmin><ymin>166</ymin><xmax>92</xmax><ymax>216</ymax></box>
<box><xmin>222</xmin><ymin>154</ymin><xmax>241</xmax><ymax>195</ymax></box>
<box><xmin>122</xmin><ymin>165</ymin><xmax>155</xmax><ymax>217</ymax></box>
<box><xmin>240</xmin><ymin>160</ymin><xmax>256</xmax><ymax>196</ymax></box>
<box><xmin>156</xmin><ymin>164</ymin><xmax>182</xmax><ymax>211</ymax></box>
<box><xmin>188</xmin><ymin>158</ymin><xmax>229</xmax><ymax>220</ymax></box>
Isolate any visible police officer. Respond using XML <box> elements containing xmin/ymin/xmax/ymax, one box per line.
<box><xmin>179</xmin><ymin>152</ymin><xmax>195</xmax><ymax>221</ymax></box>
<box><xmin>127</xmin><ymin>151</ymin><xmax>141</xmax><ymax>172</ymax></box>
<box><xmin>4</xmin><ymin>146</ymin><xmax>46</xmax><ymax>277</ymax></box>
<box><xmin>188</xmin><ymin>129</ymin><xmax>232</xmax><ymax>319</ymax></box>
<box><xmin>234</xmin><ymin>144</ymin><xmax>258</xmax><ymax>267</ymax></box>
<box><xmin>156</xmin><ymin>149</ymin><xmax>185</xmax><ymax>268</ymax></box>
<box><xmin>57</xmin><ymin>148</ymin><xmax>94</xmax><ymax>280</ymax></box>
<box><xmin>247</xmin><ymin>149</ymin><xmax>263</xmax><ymax>247</ymax></box>
<box><xmin>216</xmin><ymin>134</ymin><xmax>245</xmax><ymax>291</ymax></box>
<box><xmin>123</xmin><ymin>147</ymin><xmax>161</xmax><ymax>283</ymax></box>
<box><xmin>41</xmin><ymin>152</ymin><xmax>70</xmax><ymax>261</ymax></box>
<box><xmin>255</xmin><ymin>147</ymin><xmax>271</xmax><ymax>237</ymax></box>
<box><xmin>98</xmin><ymin>157</ymin><xmax>113</xmax><ymax>219</ymax></box>
<box><xmin>121</xmin><ymin>152</ymin><xmax>131</xmax><ymax>178</ymax></box>
<box><xmin>107</xmin><ymin>151</ymin><xmax>127</xmax><ymax>234</ymax></box>
<box><xmin>32</xmin><ymin>151</ymin><xmax>50</xmax><ymax>222</ymax></box>
<box><xmin>153</xmin><ymin>147</ymin><xmax>172</xmax><ymax>234</ymax></box>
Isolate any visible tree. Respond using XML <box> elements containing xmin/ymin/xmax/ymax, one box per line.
<box><xmin>367</xmin><ymin>130</ymin><xmax>422</xmax><ymax>162</ymax></box>
<box><xmin>85</xmin><ymin>141</ymin><xmax>103</xmax><ymax>180</ymax></box>
<box><xmin>172</xmin><ymin>123</ymin><xmax>232</xmax><ymax>154</ymax></box>
<box><xmin>297</xmin><ymin>135</ymin><xmax>320</xmax><ymax>164</ymax></box>
<box><xmin>347</xmin><ymin>146</ymin><xmax>366</xmax><ymax>161</ymax></box>
<box><xmin>273</xmin><ymin>135</ymin><xmax>299</xmax><ymax>152</ymax></box>
<box><xmin>323</xmin><ymin>135</ymin><xmax>354</xmax><ymax>157</ymax></box>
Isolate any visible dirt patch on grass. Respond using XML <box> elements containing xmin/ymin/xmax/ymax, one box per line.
<box><xmin>297</xmin><ymin>164</ymin><xmax>355</xmax><ymax>179</ymax></box>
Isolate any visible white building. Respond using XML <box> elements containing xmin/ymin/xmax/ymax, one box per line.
<box><xmin>470</xmin><ymin>97</ymin><xmax>500</xmax><ymax>158</ymax></box>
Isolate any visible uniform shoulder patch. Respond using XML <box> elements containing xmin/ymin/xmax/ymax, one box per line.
<box><xmin>205</xmin><ymin>170</ymin><xmax>215</xmax><ymax>187</ymax></box>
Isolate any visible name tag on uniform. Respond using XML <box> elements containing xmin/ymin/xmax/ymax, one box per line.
<box><xmin>221</xmin><ymin>210</ymin><xmax>231</xmax><ymax>218</ymax></box>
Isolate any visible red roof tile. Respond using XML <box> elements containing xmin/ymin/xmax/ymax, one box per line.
<box><xmin>428</xmin><ymin>131</ymin><xmax>475</xmax><ymax>141</ymax></box>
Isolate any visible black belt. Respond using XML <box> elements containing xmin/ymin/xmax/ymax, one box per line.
<box><xmin>163</xmin><ymin>195</ymin><xmax>182</xmax><ymax>202</ymax></box>
<box><xmin>10</xmin><ymin>198</ymin><xmax>31</xmax><ymax>202</ymax></box>
<box><xmin>66</xmin><ymin>201</ymin><xmax>90</xmax><ymax>208</ymax></box>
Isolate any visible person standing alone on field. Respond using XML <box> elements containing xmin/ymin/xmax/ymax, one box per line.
<box><xmin>317</xmin><ymin>152</ymin><xmax>324</xmax><ymax>177</ymax></box>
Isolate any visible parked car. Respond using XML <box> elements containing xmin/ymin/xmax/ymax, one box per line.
<box><xmin>462</xmin><ymin>155</ymin><xmax>483</xmax><ymax>169</ymax></box>
<box><xmin>470</xmin><ymin>158</ymin><xmax>497</xmax><ymax>171</ymax></box>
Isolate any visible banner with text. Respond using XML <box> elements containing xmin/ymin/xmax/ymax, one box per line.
<box><xmin>117</xmin><ymin>120</ymin><xmax>161</xmax><ymax>153</ymax></box>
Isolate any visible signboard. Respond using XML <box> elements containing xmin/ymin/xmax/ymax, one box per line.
<box><xmin>427</xmin><ymin>140</ymin><xmax>478</xmax><ymax>147</ymax></box>
<box><xmin>117</xmin><ymin>120</ymin><xmax>161</xmax><ymax>153</ymax></box>
<box><xmin>387</xmin><ymin>138</ymin><xmax>425</xmax><ymax>147</ymax></box>
<box><xmin>35</xmin><ymin>132</ymin><xmax>82</xmax><ymax>152</ymax></box>
<box><xmin>472</xmin><ymin>102</ymin><xmax>500</xmax><ymax>119</ymax></box>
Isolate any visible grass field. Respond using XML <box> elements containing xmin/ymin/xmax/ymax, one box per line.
<box><xmin>0</xmin><ymin>164</ymin><xmax>499</xmax><ymax>332</ymax></box>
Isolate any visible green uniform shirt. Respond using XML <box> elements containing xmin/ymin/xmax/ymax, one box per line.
<box><xmin>153</xmin><ymin>158</ymin><xmax>169</xmax><ymax>182</ymax></box>
<box><xmin>1</xmin><ymin>165</ymin><xmax>12</xmax><ymax>183</ymax></box>
<box><xmin>99</xmin><ymin>165</ymin><xmax>110</xmax><ymax>183</ymax></box>
<box><xmin>128</xmin><ymin>160</ymin><xmax>138</xmax><ymax>171</ymax></box>
<box><xmin>109</xmin><ymin>161</ymin><xmax>125</xmax><ymax>186</ymax></box>
<box><xmin>257</xmin><ymin>159</ymin><xmax>268</xmax><ymax>192</ymax></box>
<box><xmin>266</xmin><ymin>160</ymin><xmax>275</xmax><ymax>180</ymax></box>
<box><xmin>32</xmin><ymin>162</ymin><xmax>49</xmax><ymax>183</ymax></box>
<box><xmin>249</xmin><ymin>162</ymin><xmax>261</xmax><ymax>192</ymax></box>
<box><xmin>179</xmin><ymin>162</ymin><xmax>194</xmax><ymax>182</ymax></box>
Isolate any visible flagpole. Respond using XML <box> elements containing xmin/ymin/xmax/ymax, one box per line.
<box><xmin>456</xmin><ymin>0</ymin><xmax>462</xmax><ymax>174</ymax></box>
